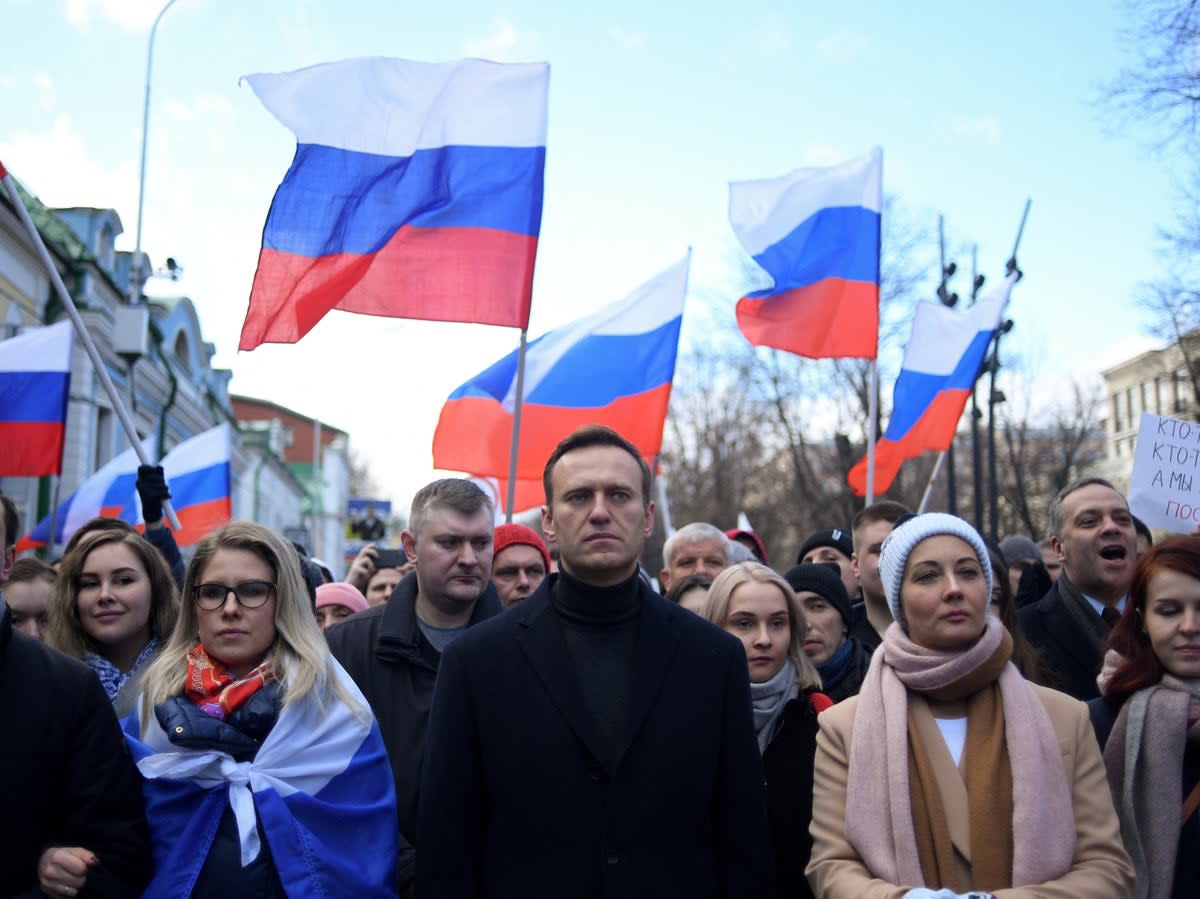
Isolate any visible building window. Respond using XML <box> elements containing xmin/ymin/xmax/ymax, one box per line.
<box><xmin>1112</xmin><ymin>394</ymin><xmax>1122</xmax><ymax>433</ymax></box>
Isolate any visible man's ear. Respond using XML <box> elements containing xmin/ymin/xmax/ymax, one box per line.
<box><xmin>850</xmin><ymin>552</ymin><xmax>861</xmax><ymax>577</ymax></box>
<box><xmin>400</xmin><ymin>529</ymin><xmax>417</xmax><ymax>562</ymax></box>
<box><xmin>641</xmin><ymin>500</ymin><xmax>655</xmax><ymax>540</ymax></box>
<box><xmin>540</xmin><ymin>505</ymin><xmax>555</xmax><ymax>543</ymax></box>
<box><xmin>1051</xmin><ymin>536</ymin><xmax>1065</xmax><ymax>563</ymax></box>
<box><xmin>0</xmin><ymin>545</ymin><xmax>13</xmax><ymax>582</ymax></box>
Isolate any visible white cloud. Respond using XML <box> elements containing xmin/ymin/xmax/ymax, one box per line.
<box><xmin>462</xmin><ymin>18</ymin><xmax>537</xmax><ymax>60</ymax></box>
<box><xmin>731</xmin><ymin>16</ymin><xmax>792</xmax><ymax>60</ymax></box>
<box><xmin>949</xmin><ymin>116</ymin><xmax>1002</xmax><ymax>143</ymax></box>
<box><xmin>65</xmin><ymin>0</ymin><xmax>169</xmax><ymax>31</ymax></box>
<box><xmin>0</xmin><ymin>115</ymin><xmax>136</xmax><ymax>215</ymax></box>
<box><xmin>32</xmin><ymin>72</ymin><xmax>56</xmax><ymax>110</ymax></box>
<box><xmin>162</xmin><ymin>92</ymin><xmax>236</xmax><ymax>153</ymax></box>
<box><xmin>815</xmin><ymin>28</ymin><xmax>870</xmax><ymax>62</ymax></box>
<box><xmin>608</xmin><ymin>27</ymin><xmax>645</xmax><ymax>50</ymax></box>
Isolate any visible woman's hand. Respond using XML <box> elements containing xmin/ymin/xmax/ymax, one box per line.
<box><xmin>38</xmin><ymin>846</ymin><xmax>97</xmax><ymax>896</ymax></box>
<box><xmin>345</xmin><ymin>543</ymin><xmax>379</xmax><ymax>590</ymax></box>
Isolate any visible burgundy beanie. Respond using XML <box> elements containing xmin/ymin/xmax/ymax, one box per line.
<box><xmin>316</xmin><ymin>582</ymin><xmax>369</xmax><ymax>615</ymax></box>
<box><xmin>493</xmin><ymin>523</ymin><xmax>551</xmax><ymax>571</ymax></box>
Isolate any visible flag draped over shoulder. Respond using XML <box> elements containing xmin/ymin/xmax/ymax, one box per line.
<box><xmin>0</xmin><ymin>321</ymin><xmax>73</xmax><ymax>476</ymax></box>
<box><xmin>239</xmin><ymin>57</ymin><xmax>549</xmax><ymax>350</ymax></box>
<box><xmin>847</xmin><ymin>272</ymin><xmax>1018</xmax><ymax>496</ymax></box>
<box><xmin>433</xmin><ymin>257</ymin><xmax>690</xmax><ymax>506</ymax></box>
<box><xmin>18</xmin><ymin>423</ymin><xmax>233</xmax><ymax>551</ymax></box>
<box><xmin>730</xmin><ymin>147</ymin><xmax>882</xmax><ymax>359</ymax></box>
<box><xmin>122</xmin><ymin>662</ymin><xmax>397</xmax><ymax>897</ymax></box>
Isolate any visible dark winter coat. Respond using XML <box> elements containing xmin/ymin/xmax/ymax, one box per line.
<box><xmin>416</xmin><ymin>574</ymin><xmax>776</xmax><ymax>899</ymax></box>
<box><xmin>763</xmin><ymin>693</ymin><xmax>822</xmax><ymax>899</ymax></box>
<box><xmin>820</xmin><ymin>636</ymin><xmax>873</xmax><ymax>704</ymax></box>
<box><xmin>0</xmin><ymin>597</ymin><xmax>151</xmax><ymax>897</ymax></box>
<box><xmin>325</xmin><ymin>571</ymin><xmax>502</xmax><ymax>887</ymax></box>
<box><xmin>1018</xmin><ymin>575</ymin><xmax>1113</xmax><ymax>701</ymax></box>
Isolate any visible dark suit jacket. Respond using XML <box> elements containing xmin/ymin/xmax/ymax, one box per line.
<box><xmin>416</xmin><ymin>574</ymin><xmax>776</xmax><ymax>899</ymax></box>
<box><xmin>1017</xmin><ymin>578</ymin><xmax>1107</xmax><ymax>702</ymax></box>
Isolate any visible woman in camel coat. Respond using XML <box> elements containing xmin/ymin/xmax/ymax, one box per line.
<box><xmin>806</xmin><ymin>513</ymin><xmax>1133</xmax><ymax>899</ymax></box>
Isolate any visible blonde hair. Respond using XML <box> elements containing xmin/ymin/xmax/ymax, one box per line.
<box><xmin>702</xmin><ymin>561</ymin><xmax>822</xmax><ymax>691</ymax></box>
<box><xmin>45</xmin><ymin>527</ymin><xmax>179</xmax><ymax>662</ymax></box>
<box><xmin>139</xmin><ymin>520</ymin><xmax>365</xmax><ymax>728</ymax></box>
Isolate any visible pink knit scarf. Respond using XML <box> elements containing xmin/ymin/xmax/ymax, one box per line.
<box><xmin>844</xmin><ymin>617</ymin><xmax>1076</xmax><ymax>888</ymax></box>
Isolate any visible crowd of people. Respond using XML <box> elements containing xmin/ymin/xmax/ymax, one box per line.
<box><xmin>2</xmin><ymin>424</ymin><xmax>1196</xmax><ymax>897</ymax></box>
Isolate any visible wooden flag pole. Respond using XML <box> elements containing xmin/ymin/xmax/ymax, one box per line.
<box><xmin>1</xmin><ymin>161</ymin><xmax>182</xmax><ymax>531</ymax></box>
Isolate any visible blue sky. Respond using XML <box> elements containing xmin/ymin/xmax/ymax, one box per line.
<box><xmin>0</xmin><ymin>0</ymin><xmax>1185</xmax><ymax>508</ymax></box>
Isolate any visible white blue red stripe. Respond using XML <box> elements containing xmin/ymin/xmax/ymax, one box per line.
<box><xmin>730</xmin><ymin>148</ymin><xmax>882</xmax><ymax>359</ymax></box>
<box><xmin>848</xmin><ymin>272</ymin><xmax>1017</xmax><ymax>495</ymax></box>
<box><xmin>238</xmin><ymin>57</ymin><xmax>549</xmax><ymax>350</ymax></box>
<box><xmin>433</xmin><ymin>256</ymin><xmax>689</xmax><ymax>507</ymax></box>
<box><xmin>122</xmin><ymin>661</ymin><xmax>397</xmax><ymax>897</ymax></box>
<box><xmin>18</xmin><ymin>423</ymin><xmax>233</xmax><ymax>551</ymax></box>
<box><xmin>0</xmin><ymin>321</ymin><xmax>73</xmax><ymax>476</ymax></box>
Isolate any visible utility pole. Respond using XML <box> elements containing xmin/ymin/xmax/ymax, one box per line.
<box><xmin>936</xmin><ymin>215</ymin><xmax>959</xmax><ymax>515</ymax></box>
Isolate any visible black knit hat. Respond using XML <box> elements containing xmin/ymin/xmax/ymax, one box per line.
<box><xmin>784</xmin><ymin>562</ymin><xmax>852</xmax><ymax>629</ymax></box>
<box><xmin>796</xmin><ymin>528</ymin><xmax>854</xmax><ymax>565</ymax></box>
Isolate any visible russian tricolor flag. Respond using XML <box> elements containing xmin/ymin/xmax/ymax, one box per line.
<box><xmin>0</xmin><ymin>321</ymin><xmax>73</xmax><ymax>476</ymax></box>
<box><xmin>239</xmin><ymin>57</ymin><xmax>549</xmax><ymax>350</ymax></box>
<box><xmin>18</xmin><ymin>423</ymin><xmax>233</xmax><ymax>551</ymax></box>
<box><xmin>847</xmin><ymin>272</ymin><xmax>1017</xmax><ymax>496</ymax></box>
<box><xmin>433</xmin><ymin>257</ymin><xmax>690</xmax><ymax>510</ymax></box>
<box><xmin>730</xmin><ymin>148</ymin><xmax>881</xmax><ymax>359</ymax></box>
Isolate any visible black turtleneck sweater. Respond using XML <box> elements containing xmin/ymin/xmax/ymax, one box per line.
<box><xmin>551</xmin><ymin>569</ymin><xmax>641</xmax><ymax>767</ymax></box>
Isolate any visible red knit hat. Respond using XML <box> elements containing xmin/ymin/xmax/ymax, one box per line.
<box><xmin>493</xmin><ymin>523</ymin><xmax>551</xmax><ymax>571</ymax></box>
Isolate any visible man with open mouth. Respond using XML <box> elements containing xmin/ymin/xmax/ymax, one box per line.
<box><xmin>1019</xmin><ymin>477</ymin><xmax>1138</xmax><ymax>701</ymax></box>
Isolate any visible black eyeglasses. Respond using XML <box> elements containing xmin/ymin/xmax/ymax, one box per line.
<box><xmin>192</xmin><ymin>581</ymin><xmax>276</xmax><ymax>611</ymax></box>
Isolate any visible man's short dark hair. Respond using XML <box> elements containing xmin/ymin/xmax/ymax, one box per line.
<box><xmin>409</xmin><ymin>479</ymin><xmax>494</xmax><ymax>538</ymax></box>
<box><xmin>851</xmin><ymin>500</ymin><xmax>911</xmax><ymax>548</ymax></box>
<box><xmin>542</xmin><ymin>425</ymin><xmax>652</xmax><ymax>508</ymax></box>
<box><xmin>0</xmin><ymin>491</ymin><xmax>17</xmax><ymax>551</ymax></box>
<box><xmin>1046</xmin><ymin>477</ymin><xmax>1120</xmax><ymax>539</ymax></box>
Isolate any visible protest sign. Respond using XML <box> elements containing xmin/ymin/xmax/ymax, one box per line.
<box><xmin>1129</xmin><ymin>411</ymin><xmax>1200</xmax><ymax>533</ymax></box>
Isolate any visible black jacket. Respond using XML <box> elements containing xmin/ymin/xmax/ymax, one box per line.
<box><xmin>325</xmin><ymin>571</ymin><xmax>502</xmax><ymax>886</ymax></box>
<box><xmin>416</xmin><ymin>573</ymin><xmax>776</xmax><ymax>899</ymax></box>
<box><xmin>1018</xmin><ymin>576</ymin><xmax>1111</xmax><ymax>701</ymax></box>
<box><xmin>0</xmin><ymin>598</ymin><xmax>151</xmax><ymax>898</ymax></box>
<box><xmin>821</xmin><ymin>636</ymin><xmax>873</xmax><ymax>704</ymax></box>
<box><xmin>763</xmin><ymin>694</ymin><xmax>821</xmax><ymax>899</ymax></box>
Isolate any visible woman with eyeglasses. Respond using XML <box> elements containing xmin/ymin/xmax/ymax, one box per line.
<box><xmin>123</xmin><ymin>521</ymin><xmax>398</xmax><ymax>897</ymax></box>
<box><xmin>45</xmin><ymin>525</ymin><xmax>179</xmax><ymax>717</ymax></box>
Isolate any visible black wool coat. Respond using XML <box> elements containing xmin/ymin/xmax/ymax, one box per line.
<box><xmin>416</xmin><ymin>573</ymin><xmax>776</xmax><ymax>899</ymax></box>
<box><xmin>763</xmin><ymin>694</ymin><xmax>821</xmax><ymax>899</ymax></box>
<box><xmin>0</xmin><ymin>599</ymin><xmax>151</xmax><ymax>897</ymax></box>
<box><xmin>1018</xmin><ymin>577</ymin><xmax>1108</xmax><ymax>702</ymax></box>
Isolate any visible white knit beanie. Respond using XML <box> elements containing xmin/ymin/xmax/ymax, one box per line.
<box><xmin>878</xmin><ymin>512</ymin><xmax>993</xmax><ymax>626</ymax></box>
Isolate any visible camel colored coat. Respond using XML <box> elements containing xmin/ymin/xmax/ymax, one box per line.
<box><xmin>806</xmin><ymin>681</ymin><xmax>1134</xmax><ymax>899</ymax></box>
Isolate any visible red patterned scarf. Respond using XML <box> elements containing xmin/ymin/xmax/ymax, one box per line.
<box><xmin>185</xmin><ymin>644</ymin><xmax>274</xmax><ymax>721</ymax></box>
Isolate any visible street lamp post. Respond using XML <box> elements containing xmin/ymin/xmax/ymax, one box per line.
<box><xmin>129</xmin><ymin>0</ymin><xmax>181</xmax><ymax>305</ymax></box>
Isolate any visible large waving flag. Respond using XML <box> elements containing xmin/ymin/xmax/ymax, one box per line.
<box><xmin>847</xmin><ymin>272</ymin><xmax>1018</xmax><ymax>496</ymax></box>
<box><xmin>238</xmin><ymin>57</ymin><xmax>549</xmax><ymax>350</ymax></box>
<box><xmin>730</xmin><ymin>148</ymin><xmax>882</xmax><ymax>359</ymax></box>
<box><xmin>0</xmin><ymin>321</ymin><xmax>73</xmax><ymax>476</ymax></box>
<box><xmin>433</xmin><ymin>257</ymin><xmax>690</xmax><ymax>509</ymax></box>
<box><xmin>18</xmin><ymin>423</ymin><xmax>233</xmax><ymax>551</ymax></box>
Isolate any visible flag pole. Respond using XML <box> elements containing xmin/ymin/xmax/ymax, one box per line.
<box><xmin>917</xmin><ymin>451</ymin><xmax>946</xmax><ymax>513</ymax></box>
<box><xmin>503</xmin><ymin>328</ymin><xmax>529</xmax><ymax>523</ymax></box>
<box><xmin>866</xmin><ymin>359</ymin><xmax>878</xmax><ymax>505</ymax></box>
<box><xmin>0</xmin><ymin>162</ymin><xmax>182</xmax><ymax>531</ymax></box>
<box><xmin>654</xmin><ymin>460</ymin><xmax>675</xmax><ymax>537</ymax></box>
<box><xmin>48</xmin><ymin>474</ymin><xmax>63</xmax><ymax>552</ymax></box>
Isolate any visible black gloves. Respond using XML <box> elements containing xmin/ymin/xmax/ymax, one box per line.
<box><xmin>136</xmin><ymin>464</ymin><xmax>171</xmax><ymax>524</ymax></box>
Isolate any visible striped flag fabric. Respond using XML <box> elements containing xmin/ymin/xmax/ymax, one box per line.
<box><xmin>730</xmin><ymin>148</ymin><xmax>882</xmax><ymax>359</ymax></box>
<box><xmin>17</xmin><ymin>423</ymin><xmax>233</xmax><ymax>550</ymax></box>
<box><xmin>847</xmin><ymin>272</ymin><xmax>1017</xmax><ymax>496</ymax></box>
<box><xmin>239</xmin><ymin>57</ymin><xmax>549</xmax><ymax>350</ymax></box>
<box><xmin>0</xmin><ymin>321</ymin><xmax>73</xmax><ymax>476</ymax></box>
<box><xmin>123</xmin><ymin>661</ymin><xmax>397</xmax><ymax>896</ymax></box>
<box><xmin>433</xmin><ymin>256</ymin><xmax>690</xmax><ymax>497</ymax></box>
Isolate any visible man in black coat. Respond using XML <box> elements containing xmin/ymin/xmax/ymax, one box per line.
<box><xmin>326</xmin><ymin>479</ymin><xmax>502</xmax><ymax>892</ymax></box>
<box><xmin>0</xmin><ymin>491</ymin><xmax>151</xmax><ymax>897</ymax></box>
<box><xmin>417</xmin><ymin>426</ymin><xmax>774</xmax><ymax>898</ymax></box>
<box><xmin>1018</xmin><ymin>478</ymin><xmax>1138</xmax><ymax>701</ymax></box>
